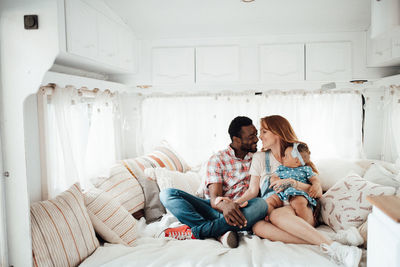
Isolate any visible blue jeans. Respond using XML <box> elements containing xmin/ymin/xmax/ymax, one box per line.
<box><xmin>159</xmin><ymin>188</ymin><xmax>268</xmax><ymax>239</ymax></box>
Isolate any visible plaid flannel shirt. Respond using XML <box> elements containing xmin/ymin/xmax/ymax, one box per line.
<box><xmin>204</xmin><ymin>146</ymin><xmax>253</xmax><ymax>200</ymax></box>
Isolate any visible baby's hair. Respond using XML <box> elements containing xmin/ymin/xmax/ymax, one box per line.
<box><xmin>289</xmin><ymin>142</ymin><xmax>318</xmax><ymax>174</ymax></box>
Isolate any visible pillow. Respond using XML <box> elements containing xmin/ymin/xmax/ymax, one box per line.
<box><xmin>91</xmin><ymin>162</ymin><xmax>145</xmax><ymax>219</ymax></box>
<box><xmin>315</xmin><ymin>158</ymin><xmax>365</xmax><ymax>191</ymax></box>
<box><xmin>320</xmin><ymin>172</ymin><xmax>396</xmax><ymax>231</ymax></box>
<box><xmin>145</xmin><ymin>168</ymin><xmax>201</xmax><ymax>196</ymax></box>
<box><xmin>363</xmin><ymin>163</ymin><xmax>400</xmax><ymax>188</ymax></box>
<box><xmin>31</xmin><ymin>183</ymin><xmax>99</xmax><ymax>267</ymax></box>
<box><xmin>123</xmin><ymin>144</ymin><xmax>191</xmax><ymax>223</ymax></box>
<box><xmin>85</xmin><ymin>188</ymin><xmax>139</xmax><ymax>247</ymax></box>
<box><xmin>358</xmin><ymin>221</ymin><xmax>368</xmax><ymax>248</ymax></box>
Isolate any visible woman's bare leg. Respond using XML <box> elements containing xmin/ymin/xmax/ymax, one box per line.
<box><xmin>290</xmin><ymin>196</ymin><xmax>315</xmax><ymax>226</ymax></box>
<box><xmin>252</xmin><ymin>220</ymin><xmax>308</xmax><ymax>244</ymax></box>
<box><xmin>269</xmin><ymin>206</ymin><xmax>332</xmax><ymax>246</ymax></box>
<box><xmin>266</xmin><ymin>194</ymin><xmax>283</xmax><ymax>216</ymax></box>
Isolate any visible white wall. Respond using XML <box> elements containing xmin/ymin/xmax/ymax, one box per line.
<box><xmin>0</xmin><ymin>0</ymin><xmax>59</xmax><ymax>265</ymax></box>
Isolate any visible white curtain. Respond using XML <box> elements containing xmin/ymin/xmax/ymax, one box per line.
<box><xmin>382</xmin><ymin>86</ymin><xmax>400</xmax><ymax>163</ymax></box>
<box><xmin>46</xmin><ymin>86</ymin><xmax>121</xmax><ymax>198</ymax></box>
<box><xmin>140</xmin><ymin>90</ymin><xmax>363</xmax><ymax>167</ymax></box>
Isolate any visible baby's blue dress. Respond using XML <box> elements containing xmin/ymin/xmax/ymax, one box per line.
<box><xmin>274</xmin><ymin>165</ymin><xmax>317</xmax><ymax>207</ymax></box>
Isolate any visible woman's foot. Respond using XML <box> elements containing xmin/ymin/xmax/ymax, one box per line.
<box><xmin>320</xmin><ymin>241</ymin><xmax>362</xmax><ymax>267</ymax></box>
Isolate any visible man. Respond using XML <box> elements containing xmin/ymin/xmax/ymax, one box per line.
<box><xmin>159</xmin><ymin>116</ymin><xmax>268</xmax><ymax>248</ymax></box>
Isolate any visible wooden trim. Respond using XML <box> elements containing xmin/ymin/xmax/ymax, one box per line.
<box><xmin>367</xmin><ymin>195</ymin><xmax>400</xmax><ymax>223</ymax></box>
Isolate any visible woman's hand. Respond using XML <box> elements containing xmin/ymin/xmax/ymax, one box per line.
<box><xmin>269</xmin><ymin>178</ymin><xmax>295</xmax><ymax>193</ymax></box>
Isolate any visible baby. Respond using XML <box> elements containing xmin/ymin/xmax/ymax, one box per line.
<box><xmin>265</xmin><ymin>142</ymin><xmax>321</xmax><ymax>225</ymax></box>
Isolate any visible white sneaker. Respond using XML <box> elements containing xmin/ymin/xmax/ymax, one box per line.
<box><xmin>332</xmin><ymin>227</ymin><xmax>364</xmax><ymax>246</ymax></box>
<box><xmin>321</xmin><ymin>242</ymin><xmax>362</xmax><ymax>267</ymax></box>
<box><xmin>218</xmin><ymin>231</ymin><xmax>238</xmax><ymax>248</ymax></box>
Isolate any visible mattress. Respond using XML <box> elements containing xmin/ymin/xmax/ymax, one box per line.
<box><xmin>80</xmin><ymin>214</ymin><xmax>366</xmax><ymax>267</ymax></box>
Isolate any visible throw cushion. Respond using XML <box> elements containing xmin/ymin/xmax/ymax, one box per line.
<box><xmin>315</xmin><ymin>158</ymin><xmax>365</xmax><ymax>191</ymax></box>
<box><xmin>85</xmin><ymin>188</ymin><xmax>139</xmax><ymax>247</ymax></box>
<box><xmin>31</xmin><ymin>183</ymin><xmax>99</xmax><ymax>267</ymax></box>
<box><xmin>123</xmin><ymin>144</ymin><xmax>190</xmax><ymax>223</ymax></box>
<box><xmin>320</xmin><ymin>172</ymin><xmax>396</xmax><ymax>231</ymax></box>
<box><xmin>363</xmin><ymin>163</ymin><xmax>400</xmax><ymax>188</ymax></box>
<box><xmin>91</xmin><ymin>162</ymin><xmax>145</xmax><ymax>219</ymax></box>
<box><xmin>145</xmin><ymin>168</ymin><xmax>201</xmax><ymax>196</ymax></box>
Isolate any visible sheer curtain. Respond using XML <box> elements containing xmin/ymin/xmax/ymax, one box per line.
<box><xmin>140</xmin><ymin>90</ymin><xmax>363</xmax><ymax>167</ymax></box>
<box><xmin>46</xmin><ymin>86</ymin><xmax>121</xmax><ymax>198</ymax></box>
<box><xmin>382</xmin><ymin>86</ymin><xmax>400</xmax><ymax>163</ymax></box>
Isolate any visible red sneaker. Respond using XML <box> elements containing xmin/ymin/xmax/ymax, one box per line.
<box><xmin>161</xmin><ymin>225</ymin><xmax>196</xmax><ymax>240</ymax></box>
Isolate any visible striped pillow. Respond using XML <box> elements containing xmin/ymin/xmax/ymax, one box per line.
<box><xmin>91</xmin><ymin>163</ymin><xmax>145</xmax><ymax>218</ymax></box>
<box><xmin>31</xmin><ymin>183</ymin><xmax>99</xmax><ymax>267</ymax></box>
<box><xmin>123</xmin><ymin>145</ymin><xmax>190</xmax><ymax>223</ymax></box>
<box><xmin>85</xmin><ymin>188</ymin><xmax>138</xmax><ymax>246</ymax></box>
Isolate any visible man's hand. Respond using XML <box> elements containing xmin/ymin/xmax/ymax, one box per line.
<box><xmin>217</xmin><ymin>198</ymin><xmax>247</xmax><ymax>228</ymax></box>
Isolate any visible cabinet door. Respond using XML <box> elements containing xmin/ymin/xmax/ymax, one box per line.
<box><xmin>117</xmin><ymin>27</ymin><xmax>136</xmax><ymax>72</ymax></box>
<box><xmin>306</xmin><ymin>42</ymin><xmax>352</xmax><ymax>81</ymax></box>
<box><xmin>65</xmin><ymin>0</ymin><xmax>98</xmax><ymax>60</ymax></box>
<box><xmin>98</xmin><ymin>13</ymin><xmax>119</xmax><ymax>66</ymax></box>
<box><xmin>152</xmin><ymin>48</ymin><xmax>195</xmax><ymax>84</ymax></box>
<box><xmin>371</xmin><ymin>0</ymin><xmax>400</xmax><ymax>38</ymax></box>
<box><xmin>196</xmin><ymin>46</ymin><xmax>239</xmax><ymax>82</ymax></box>
<box><xmin>260</xmin><ymin>44</ymin><xmax>304</xmax><ymax>81</ymax></box>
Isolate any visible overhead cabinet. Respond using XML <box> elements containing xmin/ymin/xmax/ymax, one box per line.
<box><xmin>370</xmin><ymin>0</ymin><xmax>400</xmax><ymax>39</ymax></box>
<box><xmin>305</xmin><ymin>42</ymin><xmax>352</xmax><ymax>81</ymax></box>
<box><xmin>195</xmin><ymin>46</ymin><xmax>239</xmax><ymax>83</ymax></box>
<box><xmin>260</xmin><ymin>44</ymin><xmax>304</xmax><ymax>81</ymax></box>
<box><xmin>58</xmin><ymin>0</ymin><xmax>137</xmax><ymax>73</ymax></box>
<box><xmin>150</xmin><ymin>42</ymin><xmax>352</xmax><ymax>84</ymax></box>
<box><xmin>152</xmin><ymin>48</ymin><xmax>195</xmax><ymax>84</ymax></box>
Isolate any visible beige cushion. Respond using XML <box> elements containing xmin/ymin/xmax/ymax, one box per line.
<box><xmin>91</xmin><ymin>162</ymin><xmax>145</xmax><ymax>217</ymax></box>
<box><xmin>315</xmin><ymin>158</ymin><xmax>365</xmax><ymax>191</ymax></box>
<box><xmin>124</xmin><ymin>144</ymin><xmax>191</xmax><ymax>223</ymax></box>
<box><xmin>85</xmin><ymin>188</ymin><xmax>139</xmax><ymax>247</ymax></box>
<box><xmin>320</xmin><ymin>172</ymin><xmax>396</xmax><ymax>231</ymax></box>
<box><xmin>31</xmin><ymin>183</ymin><xmax>99</xmax><ymax>267</ymax></box>
<box><xmin>145</xmin><ymin>168</ymin><xmax>201</xmax><ymax>196</ymax></box>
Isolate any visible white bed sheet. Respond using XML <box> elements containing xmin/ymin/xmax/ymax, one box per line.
<box><xmin>80</xmin><ymin>214</ymin><xmax>366</xmax><ymax>267</ymax></box>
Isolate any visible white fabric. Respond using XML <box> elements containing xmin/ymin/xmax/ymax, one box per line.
<box><xmin>140</xmin><ymin>91</ymin><xmax>363</xmax><ymax>167</ymax></box>
<box><xmin>382</xmin><ymin>87</ymin><xmax>400</xmax><ymax>163</ymax></box>
<box><xmin>315</xmin><ymin>158</ymin><xmax>365</xmax><ymax>191</ymax></box>
<box><xmin>80</xmin><ymin>214</ymin><xmax>343</xmax><ymax>267</ymax></box>
<box><xmin>46</xmin><ymin>86</ymin><xmax>121</xmax><ymax>198</ymax></box>
<box><xmin>144</xmin><ymin>168</ymin><xmax>201</xmax><ymax>196</ymax></box>
<box><xmin>363</xmin><ymin>163</ymin><xmax>400</xmax><ymax>188</ymax></box>
<box><xmin>249</xmin><ymin>151</ymin><xmax>281</xmax><ymax>188</ymax></box>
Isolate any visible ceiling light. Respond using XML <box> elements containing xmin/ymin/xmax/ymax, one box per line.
<box><xmin>242</xmin><ymin>0</ymin><xmax>255</xmax><ymax>2</ymax></box>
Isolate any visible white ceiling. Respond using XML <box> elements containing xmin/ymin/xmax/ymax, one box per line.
<box><xmin>104</xmin><ymin>0</ymin><xmax>371</xmax><ymax>40</ymax></box>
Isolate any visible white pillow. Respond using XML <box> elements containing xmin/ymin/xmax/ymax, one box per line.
<box><xmin>145</xmin><ymin>167</ymin><xmax>201</xmax><ymax>196</ymax></box>
<box><xmin>363</xmin><ymin>163</ymin><xmax>400</xmax><ymax>188</ymax></box>
<box><xmin>315</xmin><ymin>158</ymin><xmax>365</xmax><ymax>191</ymax></box>
<box><xmin>320</xmin><ymin>172</ymin><xmax>396</xmax><ymax>231</ymax></box>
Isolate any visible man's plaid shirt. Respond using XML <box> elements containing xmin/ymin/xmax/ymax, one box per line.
<box><xmin>204</xmin><ymin>146</ymin><xmax>253</xmax><ymax>200</ymax></box>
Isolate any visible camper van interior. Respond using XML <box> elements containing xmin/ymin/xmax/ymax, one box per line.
<box><xmin>1</xmin><ymin>0</ymin><xmax>400</xmax><ymax>266</ymax></box>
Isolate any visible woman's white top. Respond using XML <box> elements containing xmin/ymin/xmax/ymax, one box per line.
<box><xmin>249</xmin><ymin>151</ymin><xmax>281</xmax><ymax>189</ymax></box>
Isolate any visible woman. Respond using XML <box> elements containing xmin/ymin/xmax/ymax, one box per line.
<box><xmin>235</xmin><ymin>115</ymin><xmax>363</xmax><ymax>267</ymax></box>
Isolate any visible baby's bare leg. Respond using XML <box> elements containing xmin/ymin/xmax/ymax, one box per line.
<box><xmin>290</xmin><ymin>196</ymin><xmax>315</xmax><ymax>226</ymax></box>
<box><xmin>266</xmin><ymin>194</ymin><xmax>283</xmax><ymax>216</ymax></box>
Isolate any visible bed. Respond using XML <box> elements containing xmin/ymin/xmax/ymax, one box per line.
<box><xmin>29</xmin><ymin>144</ymin><xmax>399</xmax><ymax>267</ymax></box>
